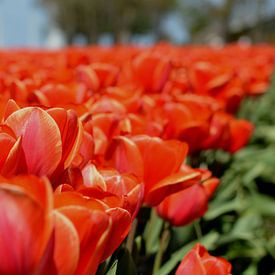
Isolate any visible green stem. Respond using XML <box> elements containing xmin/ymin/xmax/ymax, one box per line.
<box><xmin>126</xmin><ymin>219</ymin><xmax>138</xmax><ymax>253</ymax></box>
<box><xmin>194</xmin><ymin>220</ymin><xmax>202</xmax><ymax>240</ymax></box>
<box><xmin>152</xmin><ymin>222</ymin><xmax>170</xmax><ymax>274</ymax></box>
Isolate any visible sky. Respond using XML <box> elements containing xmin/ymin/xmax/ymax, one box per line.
<box><xmin>0</xmin><ymin>0</ymin><xmax>48</xmax><ymax>47</ymax></box>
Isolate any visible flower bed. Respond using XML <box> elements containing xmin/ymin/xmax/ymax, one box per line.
<box><xmin>0</xmin><ymin>43</ymin><xmax>274</xmax><ymax>274</ymax></box>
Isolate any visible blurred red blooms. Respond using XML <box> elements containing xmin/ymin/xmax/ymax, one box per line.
<box><xmin>0</xmin><ymin>43</ymin><xmax>273</xmax><ymax>273</ymax></box>
<box><xmin>176</xmin><ymin>244</ymin><xmax>232</xmax><ymax>275</ymax></box>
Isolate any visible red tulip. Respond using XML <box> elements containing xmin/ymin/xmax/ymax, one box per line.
<box><xmin>29</xmin><ymin>83</ymin><xmax>85</xmax><ymax>107</ymax></box>
<box><xmin>1</xmin><ymin>102</ymin><xmax>83</xmax><ymax>178</ymax></box>
<box><xmin>80</xmin><ymin>164</ymin><xmax>143</xmax><ymax>218</ymax></box>
<box><xmin>54</xmin><ymin>190</ymin><xmax>132</xmax><ymax>273</ymax></box>
<box><xmin>0</xmin><ymin>175</ymin><xmax>79</xmax><ymax>275</ymax></box>
<box><xmin>157</xmin><ymin>168</ymin><xmax>219</xmax><ymax>226</ymax></box>
<box><xmin>106</xmin><ymin>135</ymin><xmax>200</xmax><ymax>206</ymax></box>
<box><xmin>203</xmin><ymin>112</ymin><xmax>253</xmax><ymax>153</ymax></box>
<box><xmin>119</xmin><ymin>52</ymin><xmax>171</xmax><ymax>93</ymax></box>
<box><xmin>77</xmin><ymin>63</ymin><xmax>119</xmax><ymax>92</ymax></box>
<box><xmin>176</xmin><ymin>244</ymin><xmax>232</xmax><ymax>275</ymax></box>
<box><xmin>162</xmin><ymin>99</ymin><xmax>211</xmax><ymax>152</ymax></box>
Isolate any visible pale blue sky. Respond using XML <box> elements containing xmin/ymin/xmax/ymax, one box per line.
<box><xmin>0</xmin><ymin>0</ymin><xmax>48</xmax><ymax>47</ymax></box>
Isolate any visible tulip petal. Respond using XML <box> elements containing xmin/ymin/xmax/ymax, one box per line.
<box><xmin>5</xmin><ymin>107</ymin><xmax>62</xmax><ymax>176</ymax></box>
<box><xmin>58</xmin><ymin>206</ymin><xmax>111</xmax><ymax>275</ymax></box>
<box><xmin>157</xmin><ymin>183</ymin><xmax>208</xmax><ymax>226</ymax></box>
<box><xmin>0</xmin><ymin>133</ymin><xmax>16</xmax><ymax>169</ymax></box>
<box><xmin>175</xmin><ymin>246</ymin><xmax>205</xmax><ymax>275</ymax></box>
<box><xmin>52</xmin><ymin>210</ymin><xmax>79</xmax><ymax>275</ymax></box>
<box><xmin>47</xmin><ymin>108</ymin><xmax>83</xmax><ymax>169</ymax></box>
<box><xmin>102</xmin><ymin>208</ymin><xmax>131</xmax><ymax>261</ymax></box>
<box><xmin>106</xmin><ymin>136</ymin><xmax>144</xmax><ymax>181</ymax></box>
<box><xmin>82</xmin><ymin>164</ymin><xmax>106</xmax><ymax>191</ymax></box>
<box><xmin>146</xmin><ymin>171</ymin><xmax>200</xmax><ymax>206</ymax></box>
<box><xmin>0</xmin><ymin>185</ymin><xmax>52</xmax><ymax>274</ymax></box>
<box><xmin>132</xmin><ymin>136</ymin><xmax>188</xmax><ymax>190</ymax></box>
<box><xmin>2</xmin><ymin>99</ymin><xmax>20</xmax><ymax>121</ymax></box>
<box><xmin>0</xmin><ymin>137</ymin><xmax>27</xmax><ymax>176</ymax></box>
<box><xmin>202</xmin><ymin>256</ymin><xmax>232</xmax><ymax>275</ymax></box>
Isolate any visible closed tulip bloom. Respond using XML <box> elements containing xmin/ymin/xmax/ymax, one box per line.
<box><xmin>157</xmin><ymin>168</ymin><xmax>219</xmax><ymax>226</ymax></box>
<box><xmin>176</xmin><ymin>244</ymin><xmax>232</xmax><ymax>275</ymax></box>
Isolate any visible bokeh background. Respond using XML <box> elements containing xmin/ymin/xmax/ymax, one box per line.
<box><xmin>0</xmin><ymin>0</ymin><xmax>275</xmax><ymax>48</ymax></box>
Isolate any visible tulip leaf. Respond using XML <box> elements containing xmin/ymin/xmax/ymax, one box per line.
<box><xmin>231</xmin><ymin>213</ymin><xmax>261</xmax><ymax>236</ymax></box>
<box><xmin>157</xmin><ymin>231</ymin><xmax>219</xmax><ymax>275</ymax></box>
<box><xmin>242</xmin><ymin>263</ymin><xmax>258</xmax><ymax>275</ymax></box>
<box><xmin>144</xmin><ymin>209</ymin><xmax>163</xmax><ymax>255</ymax></box>
<box><xmin>204</xmin><ymin>198</ymin><xmax>243</xmax><ymax>220</ymax></box>
<box><xmin>218</xmin><ymin>212</ymin><xmax>262</xmax><ymax>245</ymax></box>
<box><xmin>106</xmin><ymin>260</ymin><xmax>118</xmax><ymax>275</ymax></box>
<box><xmin>251</xmin><ymin>193</ymin><xmax>275</xmax><ymax>218</ymax></box>
<box><xmin>171</xmin><ymin>224</ymin><xmax>194</xmax><ymax>249</ymax></box>
<box><xmin>115</xmin><ymin>247</ymin><xmax>137</xmax><ymax>275</ymax></box>
<box><xmin>215</xmin><ymin>177</ymin><xmax>240</xmax><ymax>201</ymax></box>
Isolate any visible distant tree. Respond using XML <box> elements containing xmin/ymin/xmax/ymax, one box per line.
<box><xmin>40</xmin><ymin>0</ymin><xmax>177</xmax><ymax>44</ymax></box>
<box><xmin>180</xmin><ymin>0</ymin><xmax>270</xmax><ymax>43</ymax></box>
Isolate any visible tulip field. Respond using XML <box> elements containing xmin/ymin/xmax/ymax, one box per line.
<box><xmin>0</xmin><ymin>44</ymin><xmax>274</xmax><ymax>275</ymax></box>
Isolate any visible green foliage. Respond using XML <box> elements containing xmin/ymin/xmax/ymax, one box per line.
<box><xmin>203</xmin><ymin>77</ymin><xmax>275</xmax><ymax>274</ymax></box>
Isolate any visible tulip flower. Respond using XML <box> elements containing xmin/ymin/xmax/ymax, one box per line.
<box><xmin>176</xmin><ymin>244</ymin><xmax>232</xmax><ymax>275</ymax></box>
<box><xmin>0</xmin><ymin>101</ymin><xmax>82</xmax><ymax>178</ymax></box>
<box><xmin>157</xmin><ymin>168</ymin><xmax>219</xmax><ymax>226</ymax></box>
<box><xmin>118</xmin><ymin>52</ymin><xmax>171</xmax><ymax>93</ymax></box>
<box><xmin>0</xmin><ymin>175</ymin><xmax>135</xmax><ymax>275</ymax></box>
<box><xmin>106</xmin><ymin>135</ymin><xmax>200</xmax><ymax>206</ymax></box>
<box><xmin>77</xmin><ymin>63</ymin><xmax>119</xmax><ymax>92</ymax></box>
<box><xmin>203</xmin><ymin>112</ymin><xmax>253</xmax><ymax>153</ymax></box>
<box><xmin>54</xmin><ymin>190</ymin><xmax>131</xmax><ymax>272</ymax></box>
<box><xmin>162</xmin><ymin>99</ymin><xmax>212</xmax><ymax>152</ymax></box>
<box><xmin>0</xmin><ymin>175</ymin><xmax>79</xmax><ymax>275</ymax></box>
<box><xmin>80</xmin><ymin>164</ymin><xmax>143</xmax><ymax>218</ymax></box>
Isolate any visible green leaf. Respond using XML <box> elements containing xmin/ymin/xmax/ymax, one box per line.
<box><xmin>242</xmin><ymin>263</ymin><xmax>258</xmax><ymax>275</ymax></box>
<box><xmin>106</xmin><ymin>260</ymin><xmax>118</xmax><ymax>275</ymax></box>
<box><xmin>251</xmin><ymin>193</ymin><xmax>275</xmax><ymax>218</ymax></box>
<box><xmin>217</xmin><ymin>212</ymin><xmax>262</xmax><ymax>246</ymax></box>
<box><xmin>205</xmin><ymin>198</ymin><xmax>244</xmax><ymax>220</ymax></box>
<box><xmin>216</xmin><ymin>175</ymin><xmax>240</xmax><ymax>201</ymax></box>
<box><xmin>115</xmin><ymin>247</ymin><xmax>137</xmax><ymax>275</ymax></box>
<box><xmin>231</xmin><ymin>213</ymin><xmax>261</xmax><ymax>236</ymax></box>
<box><xmin>171</xmin><ymin>224</ymin><xmax>194</xmax><ymax>249</ymax></box>
<box><xmin>144</xmin><ymin>209</ymin><xmax>163</xmax><ymax>255</ymax></box>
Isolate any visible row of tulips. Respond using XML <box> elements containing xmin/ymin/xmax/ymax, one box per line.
<box><xmin>0</xmin><ymin>43</ymin><xmax>274</xmax><ymax>274</ymax></box>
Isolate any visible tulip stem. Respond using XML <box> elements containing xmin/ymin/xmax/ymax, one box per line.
<box><xmin>194</xmin><ymin>220</ymin><xmax>202</xmax><ymax>240</ymax></box>
<box><xmin>126</xmin><ymin>219</ymin><xmax>138</xmax><ymax>253</ymax></box>
<box><xmin>152</xmin><ymin>222</ymin><xmax>170</xmax><ymax>274</ymax></box>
